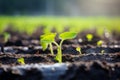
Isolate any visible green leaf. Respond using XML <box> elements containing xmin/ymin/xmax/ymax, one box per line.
<box><xmin>17</xmin><ymin>58</ymin><xmax>25</xmax><ymax>65</ymax></box>
<box><xmin>40</xmin><ymin>33</ymin><xmax>56</xmax><ymax>50</ymax></box>
<box><xmin>76</xmin><ymin>47</ymin><xmax>82</xmax><ymax>55</ymax></box>
<box><xmin>86</xmin><ymin>34</ymin><xmax>93</xmax><ymax>41</ymax></box>
<box><xmin>97</xmin><ymin>40</ymin><xmax>103</xmax><ymax>46</ymax></box>
<box><xmin>76</xmin><ymin>47</ymin><xmax>81</xmax><ymax>52</ymax></box>
<box><xmin>40</xmin><ymin>33</ymin><xmax>56</xmax><ymax>43</ymax></box>
<box><xmin>41</xmin><ymin>41</ymin><xmax>48</xmax><ymax>51</ymax></box>
<box><xmin>59</xmin><ymin>32</ymin><xmax>77</xmax><ymax>40</ymax></box>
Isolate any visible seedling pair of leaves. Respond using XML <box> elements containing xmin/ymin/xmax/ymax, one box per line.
<box><xmin>86</xmin><ymin>34</ymin><xmax>93</xmax><ymax>42</ymax></box>
<box><xmin>76</xmin><ymin>47</ymin><xmax>82</xmax><ymax>55</ymax></box>
<box><xmin>17</xmin><ymin>58</ymin><xmax>25</xmax><ymax>65</ymax></box>
<box><xmin>97</xmin><ymin>40</ymin><xmax>103</xmax><ymax>47</ymax></box>
<box><xmin>40</xmin><ymin>32</ymin><xmax>77</xmax><ymax>63</ymax></box>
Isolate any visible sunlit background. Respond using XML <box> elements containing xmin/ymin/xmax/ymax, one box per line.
<box><xmin>0</xmin><ymin>0</ymin><xmax>120</xmax><ymax>34</ymax></box>
<box><xmin>0</xmin><ymin>0</ymin><xmax>120</xmax><ymax>16</ymax></box>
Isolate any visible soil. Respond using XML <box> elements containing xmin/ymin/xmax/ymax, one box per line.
<box><xmin>0</xmin><ymin>27</ymin><xmax>120</xmax><ymax>80</ymax></box>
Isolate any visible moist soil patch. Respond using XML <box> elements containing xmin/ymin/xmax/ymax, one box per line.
<box><xmin>0</xmin><ymin>28</ymin><xmax>120</xmax><ymax>80</ymax></box>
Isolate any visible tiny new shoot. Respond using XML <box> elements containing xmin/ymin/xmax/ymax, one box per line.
<box><xmin>101</xmin><ymin>50</ymin><xmax>105</xmax><ymax>54</ymax></box>
<box><xmin>3</xmin><ymin>32</ymin><xmax>11</xmax><ymax>42</ymax></box>
<box><xmin>86</xmin><ymin>34</ymin><xmax>93</xmax><ymax>42</ymax></box>
<box><xmin>40</xmin><ymin>32</ymin><xmax>77</xmax><ymax>63</ymax></box>
<box><xmin>97</xmin><ymin>40</ymin><xmax>103</xmax><ymax>47</ymax></box>
<box><xmin>76</xmin><ymin>47</ymin><xmax>82</xmax><ymax>55</ymax></box>
<box><xmin>17</xmin><ymin>58</ymin><xmax>25</xmax><ymax>65</ymax></box>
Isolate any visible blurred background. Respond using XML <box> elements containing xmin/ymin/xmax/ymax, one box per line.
<box><xmin>0</xmin><ymin>0</ymin><xmax>120</xmax><ymax>34</ymax></box>
<box><xmin>0</xmin><ymin>0</ymin><xmax>120</xmax><ymax>16</ymax></box>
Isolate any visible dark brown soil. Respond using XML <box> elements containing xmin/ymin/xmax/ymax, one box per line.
<box><xmin>0</xmin><ymin>27</ymin><xmax>120</xmax><ymax>80</ymax></box>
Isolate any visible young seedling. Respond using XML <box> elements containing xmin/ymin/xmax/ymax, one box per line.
<box><xmin>97</xmin><ymin>40</ymin><xmax>103</xmax><ymax>47</ymax></box>
<box><xmin>40</xmin><ymin>32</ymin><xmax>77</xmax><ymax>63</ymax></box>
<box><xmin>17</xmin><ymin>58</ymin><xmax>25</xmax><ymax>65</ymax></box>
<box><xmin>76</xmin><ymin>47</ymin><xmax>82</xmax><ymax>55</ymax></box>
<box><xmin>101</xmin><ymin>50</ymin><xmax>105</xmax><ymax>54</ymax></box>
<box><xmin>86</xmin><ymin>34</ymin><xmax>93</xmax><ymax>42</ymax></box>
<box><xmin>3</xmin><ymin>32</ymin><xmax>10</xmax><ymax>42</ymax></box>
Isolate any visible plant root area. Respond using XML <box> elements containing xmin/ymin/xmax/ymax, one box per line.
<box><xmin>0</xmin><ymin>28</ymin><xmax>120</xmax><ymax>80</ymax></box>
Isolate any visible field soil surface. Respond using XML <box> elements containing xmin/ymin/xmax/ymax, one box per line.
<box><xmin>0</xmin><ymin>28</ymin><xmax>120</xmax><ymax>80</ymax></box>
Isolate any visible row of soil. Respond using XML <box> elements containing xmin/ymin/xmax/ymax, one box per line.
<box><xmin>0</xmin><ymin>27</ymin><xmax>120</xmax><ymax>80</ymax></box>
<box><xmin>0</xmin><ymin>52</ymin><xmax>120</xmax><ymax>65</ymax></box>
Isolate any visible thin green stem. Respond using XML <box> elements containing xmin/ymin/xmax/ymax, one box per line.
<box><xmin>54</xmin><ymin>40</ymin><xmax>64</xmax><ymax>63</ymax></box>
<box><xmin>53</xmin><ymin>41</ymin><xmax>59</xmax><ymax>48</ymax></box>
<box><xmin>59</xmin><ymin>39</ymin><xmax>64</xmax><ymax>53</ymax></box>
<box><xmin>49</xmin><ymin>43</ymin><xmax>54</xmax><ymax>55</ymax></box>
<box><xmin>79</xmin><ymin>50</ymin><xmax>82</xmax><ymax>55</ymax></box>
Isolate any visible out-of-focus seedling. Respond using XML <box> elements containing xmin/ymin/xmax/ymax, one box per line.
<box><xmin>97</xmin><ymin>40</ymin><xmax>103</xmax><ymax>47</ymax></box>
<box><xmin>40</xmin><ymin>32</ymin><xmax>77</xmax><ymax>63</ymax></box>
<box><xmin>76</xmin><ymin>47</ymin><xmax>82</xmax><ymax>55</ymax></box>
<box><xmin>86</xmin><ymin>34</ymin><xmax>93</xmax><ymax>41</ymax></box>
<box><xmin>101</xmin><ymin>50</ymin><xmax>105</xmax><ymax>54</ymax></box>
<box><xmin>3</xmin><ymin>32</ymin><xmax>10</xmax><ymax>42</ymax></box>
<box><xmin>17</xmin><ymin>58</ymin><xmax>25</xmax><ymax>65</ymax></box>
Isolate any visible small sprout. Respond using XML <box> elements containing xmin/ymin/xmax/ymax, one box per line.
<box><xmin>40</xmin><ymin>32</ymin><xmax>77</xmax><ymax>63</ymax></box>
<box><xmin>40</xmin><ymin>33</ymin><xmax>56</xmax><ymax>55</ymax></box>
<box><xmin>86</xmin><ymin>34</ymin><xmax>93</xmax><ymax>41</ymax></box>
<box><xmin>101</xmin><ymin>50</ymin><xmax>105</xmax><ymax>54</ymax></box>
<box><xmin>76</xmin><ymin>47</ymin><xmax>82</xmax><ymax>55</ymax></box>
<box><xmin>3</xmin><ymin>32</ymin><xmax>10</xmax><ymax>42</ymax></box>
<box><xmin>97</xmin><ymin>40</ymin><xmax>103</xmax><ymax>47</ymax></box>
<box><xmin>17</xmin><ymin>58</ymin><xmax>25</xmax><ymax>65</ymax></box>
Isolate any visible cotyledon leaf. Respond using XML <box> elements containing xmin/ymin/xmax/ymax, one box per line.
<box><xmin>40</xmin><ymin>33</ymin><xmax>56</xmax><ymax>43</ymax></box>
<box><xmin>40</xmin><ymin>33</ymin><xmax>56</xmax><ymax>50</ymax></box>
<box><xmin>41</xmin><ymin>41</ymin><xmax>48</xmax><ymax>51</ymax></box>
<box><xmin>59</xmin><ymin>32</ymin><xmax>77</xmax><ymax>40</ymax></box>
